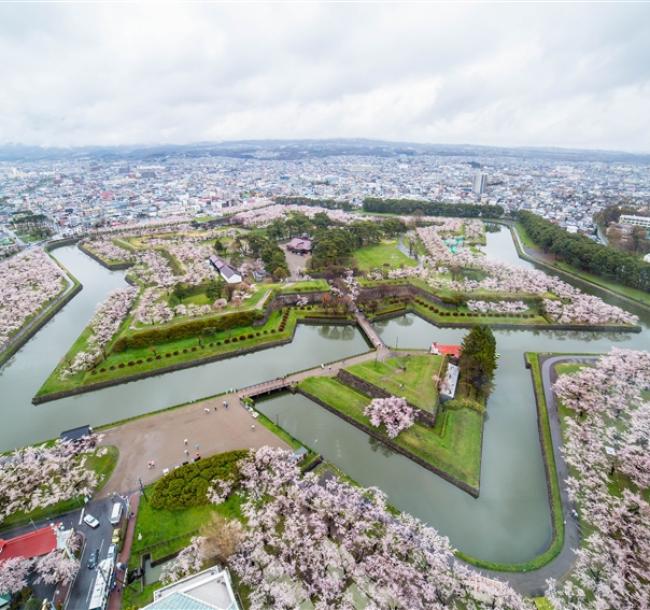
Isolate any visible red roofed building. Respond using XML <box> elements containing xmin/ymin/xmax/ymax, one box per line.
<box><xmin>0</xmin><ymin>525</ymin><xmax>57</xmax><ymax>561</ymax></box>
<box><xmin>430</xmin><ymin>342</ymin><xmax>462</xmax><ymax>360</ymax></box>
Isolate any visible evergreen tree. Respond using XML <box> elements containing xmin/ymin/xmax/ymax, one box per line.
<box><xmin>460</xmin><ymin>325</ymin><xmax>497</xmax><ymax>396</ymax></box>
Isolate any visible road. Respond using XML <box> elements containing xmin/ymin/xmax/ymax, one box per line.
<box><xmin>0</xmin><ymin>496</ymin><xmax>124</xmax><ymax>610</ymax></box>
<box><xmin>476</xmin><ymin>354</ymin><xmax>597</xmax><ymax>595</ymax></box>
<box><xmin>68</xmin><ymin>496</ymin><xmax>127</xmax><ymax>610</ymax></box>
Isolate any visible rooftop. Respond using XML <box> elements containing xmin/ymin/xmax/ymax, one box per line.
<box><xmin>146</xmin><ymin>567</ymin><xmax>239</xmax><ymax>610</ymax></box>
<box><xmin>0</xmin><ymin>525</ymin><xmax>57</xmax><ymax>560</ymax></box>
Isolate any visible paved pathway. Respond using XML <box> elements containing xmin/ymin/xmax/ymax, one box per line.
<box><xmin>100</xmin><ymin>398</ymin><xmax>291</xmax><ymax>496</ymax></box>
<box><xmin>106</xmin><ymin>492</ymin><xmax>140</xmax><ymax>610</ymax></box>
<box><xmin>476</xmin><ymin>354</ymin><xmax>597</xmax><ymax>595</ymax></box>
<box><xmin>281</xmin><ymin>245</ymin><xmax>311</xmax><ymax>280</ymax></box>
<box><xmin>354</xmin><ymin>311</ymin><xmax>389</xmax><ymax>354</ymax></box>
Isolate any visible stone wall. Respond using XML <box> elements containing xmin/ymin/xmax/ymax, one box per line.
<box><xmin>336</xmin><ymin>369</ymin><xmax>437</xmax><ymax>427</ymax></box>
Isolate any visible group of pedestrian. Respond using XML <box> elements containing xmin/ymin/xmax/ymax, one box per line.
<box><xmin>183</xmin><ymin>438</ymin><xmax>201</xmax><ymax>461</ymax></box>
<box><xmin>202</xmin><ymin>399</ymin><xmax>229</xmax><ymax>414</ymax></box>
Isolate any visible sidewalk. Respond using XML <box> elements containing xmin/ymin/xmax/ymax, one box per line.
<box><xmin>106</xmin><ymin>492</ymin><xmax>141</xmax><ymax>610</ymax></box>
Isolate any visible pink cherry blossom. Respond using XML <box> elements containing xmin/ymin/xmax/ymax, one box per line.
<box><xmin>364</xmin><ymin>396</ymin><xmax>415</xmax><ymax>438</ymax></box>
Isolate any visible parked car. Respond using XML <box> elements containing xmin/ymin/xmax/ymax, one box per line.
<box><xmin>106</xmin><ymin>544</ymin><xmax>117</xmax><ymax>563</ymax></box>
<box><xmin>110</xmin><ymin>502</ymin><xmax>123</xmax><ymax>526</ymax></box>
<box><xmin>83</xmin><ymin>514</ymin><xmax>100</xmax><ymax>528</ymax></box>
<box><xmin>87</xmin><ymin>549</ymin><xmax>99</xmax><ymax>570</ymax></box>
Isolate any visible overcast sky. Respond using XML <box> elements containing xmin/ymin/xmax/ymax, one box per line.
<box><xmin>1</xmin><ymin>2</ymin><xmax>649</xmax><ymax>152</ymax></box>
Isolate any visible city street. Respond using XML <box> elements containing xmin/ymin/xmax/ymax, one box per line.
<box><xmin>67</xmin><ymin>496</ymin><xmax>122</xmax><ymax>610</ymax></box>
<box><xmin>0</xmin><ymin>496</ymin><xmax>126</xmax><ymax>610</ymax></box>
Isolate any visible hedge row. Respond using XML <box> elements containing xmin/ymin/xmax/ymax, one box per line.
<box><xmin>150</xmin><ymin>450</ymin><xmax>248</xmax><ymax>510</ymax></box>
<box><xmin>112</xmin><ymin>310</ymin><xmax>263</xmax><ymax>351</ymax></box>
<box><xmin>92</xmin><ymin>329</ymin><xmax>278</xmax><ymax>373</ymax></box>
<box><xmin>278</xmin><ymin>308</ymin><xmax>290</xmax><ymax>332</ymax></box>
<box><xmin>413</xmin><ymin>298</ymin><xmax>537</xmax><ymax>319</ymax></box>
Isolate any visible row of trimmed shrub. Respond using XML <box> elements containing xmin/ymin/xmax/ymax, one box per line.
<box><xmin>112</xmin><ymin>310</ymin><xmax>264</xmax><ymax>351</ymax></box>
<box><xmin>91</xmin><ymin>329</ymin><xmax>283</xmax><ymax>374</ymax></box>
<box><xmin>278</xmin><ymin>308</ymin><xmax>290</xmax><ymax>332</ymax></box>
<box><xmin>151</xmin><ymin>450</ymin><xmax>248</xmax><ymax>510</ymax></box>
<box><xmin>413</xmin><ymin>298</ymin><xmax>537</xmax><ymax>319</ymax></box>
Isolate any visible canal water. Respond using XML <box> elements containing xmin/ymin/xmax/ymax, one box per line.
<box><xmin>0</xmin><ymin>246</ymin><xmax>368</xmax><ymax>451</ymax></box>
<box><xmin>1</xmin><ymin>228</ymin><xmax>648</xmax><ymax>565</ymax></box>
<box><xmin>257</xmin><ymin>226</ymin><xmax>650</xmax><ymax>564</ymax></box>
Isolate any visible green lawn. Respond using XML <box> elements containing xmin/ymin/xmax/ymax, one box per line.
<box><xmin>298</xmin><ymin>376</ymin><xmax>483</xmax><ymax>490</ymax></box>
<box><xmin>129</xmin><ymin>489</ymin><xmax>242</xmax><ymax>567</ymax></box>
<box><xmin>280</xmin><ymin>279</ymin><xmax>330</xmax><ymax>292</ymax></box>
<box><xmin>353</xmin><ymin>241</ymin><xmax>417</xmax><ymax>272</ymax></box>
<box><xmin>345</xmin><ymin>354</ymin><xmax>444</xmax><ymax>413</ymax></box>
<box><xmin>36</xmin><ymin>307</ymin><xmax>352</xmax><ymax>399</ymax></box>
<box><xmin>0</xmin><ymin>445</ymin><xmax>119</xmax><ymax>531</ymax></box>
<box><xmin>123</xmin><ymin>484</ymin><xmax>243</xmax><ymax>607</ymax></box>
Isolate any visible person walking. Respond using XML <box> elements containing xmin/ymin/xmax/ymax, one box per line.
<box><xmin>184</xmin><ymin>438</ymin><xmax>188</xmax><ymax>446</ymax></box>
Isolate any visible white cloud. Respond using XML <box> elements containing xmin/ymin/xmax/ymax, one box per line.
<box><xmin>0</xmin><ymin>2</ymin><xmax>648</xmax><ymax>151</ymax></box>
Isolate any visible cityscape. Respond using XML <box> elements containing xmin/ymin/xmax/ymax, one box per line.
<box><xmin>0</xmin><ymin>3</ymin><xmax>649</xmax><ymax>610</ymax></box>
<box><xmin>2</xmin><ymin>142</ymin><xmax>650</xmax><ymax>254</ymax></box>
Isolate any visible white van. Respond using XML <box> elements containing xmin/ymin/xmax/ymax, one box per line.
<box><xmin>110</xmin><ymin>502</ymin><xmax>123</xmax><ymax>525</ymax></box>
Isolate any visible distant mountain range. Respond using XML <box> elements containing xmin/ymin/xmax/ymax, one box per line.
<box><xmin>1</xmin><ymin>138</ymin><xmax>649</xmax><ymax>163</ymax></box>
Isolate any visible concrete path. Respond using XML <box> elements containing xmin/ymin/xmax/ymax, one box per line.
<box><xmin>354</xmin><ymin>311</ymin><xmax>389</xmax><ymax>354</ymax></box>
<box><xmin>476</xmin><ymin>354</ymin><xmax>597</xmax><ymax>595</ymax></box>
<box><xmin>107</xmin><ymin>492</ymin><xmax>140</xmax><ymax>610</ymax></box>
<box><xmin>281</xmin><ymin>245</ymin><xmax>311</xmax><ymax>280</ymax></box>
<box><xmin>100</xmin><ymin>397</ymin><xmax>290</xmax><ymax>496</ymax></box>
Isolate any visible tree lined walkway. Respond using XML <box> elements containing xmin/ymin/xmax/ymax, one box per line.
<box><xmin>0</xmin><ymin>261</ymin><xmax>79</xmax><ymax>366</ymax></box>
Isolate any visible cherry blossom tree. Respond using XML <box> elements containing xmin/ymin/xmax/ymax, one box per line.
<box><xmin>0</xmin><ymin>435</ymin><xmax>101</xmax><ymax>522</ymax></box>
<box><xmin>0</xmin><ymin>557</ymin><xmax>33</xmax><ymax>595</ymax></box>
<box><xmin>414</xmin><ymin>224</ymin><xmax>638</xmax><ymax>327</ymax></box>
<box><xmin>547</xmin><ymin>348</ymin><xmax>650</xmax><ymax>610</ymax></box>
<box><xmin>34</xmin><ymin>549</ymin><xmax>80</xmax><ymax>585</ymax></box>
<box><xmin>364</xmin><ymin>396</ymin><xmax>415</xmax><ymax>438</ymax></box>
<box><xmin>0</xmin><ymin>248</ymin><xmax>67</xmax><ymax>350</ymax></box>
<box><xmin>196</xmin><ymin>447</ymin><xmax>530</xmax><ymax>610</ymax></box>
<box><xmin>81</xmin><ymin>238</ymin><xmax>133</xmax><ymax>263</ymax></box>
<box><xmin>467</xmin><ymin>300</ymin><xmax>528</xmax><ymax>314</ymax></box>
<box><xmin>61</xmin><ymin>287</ymin><xmax>137</xmax><ymax>377</ymax></box>
<box><xmin>160</xmin><ymin>536</ymin><xmax>207</xmax><ymax>584</ymax></box>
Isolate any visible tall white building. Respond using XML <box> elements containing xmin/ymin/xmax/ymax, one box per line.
<box><xmin>473</xmin><ymin>172</ymin><xmax>487</xmax><ymax>196</ymax></box>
